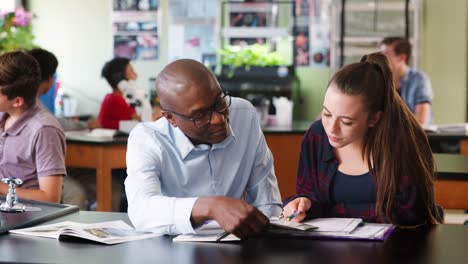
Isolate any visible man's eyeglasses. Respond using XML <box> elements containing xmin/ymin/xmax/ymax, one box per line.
<box><xmin>162</xmin><ymin>90</ymin><xmax>231</xmax><ymax>128</ymax></box>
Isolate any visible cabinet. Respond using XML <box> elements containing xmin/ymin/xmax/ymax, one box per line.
<box><xmin>330</xmin><ymin>0</ymin><xmax>421</xmax><ymax>72</ymax></box>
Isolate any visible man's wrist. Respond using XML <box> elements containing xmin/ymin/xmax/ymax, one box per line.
<box><xmin>191</xmin><ymin>197</ymin><xmax>214</xmax><ymax>226</ymax></box>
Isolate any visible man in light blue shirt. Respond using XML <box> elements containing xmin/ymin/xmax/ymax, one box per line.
<box><xmin>125</xmin><ymin>59</ymin><xmax>282</xmax><ymax>238</ymax></box>
<box><xmin>380</xmin><ymin>37</ymin><xmax>433</xmax><ymax>125</ymax></box>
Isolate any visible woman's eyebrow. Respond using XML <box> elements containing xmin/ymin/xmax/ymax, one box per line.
<box><xmin>322</xmin><ymin>105</ymin><xmax>356</xmax><ymax>120</ymax></box>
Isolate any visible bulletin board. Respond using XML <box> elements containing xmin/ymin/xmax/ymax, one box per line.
<box><xmin>112</xmin><ymin>0</ymin><xmax>160</xmax><ymax>60</ymax></box>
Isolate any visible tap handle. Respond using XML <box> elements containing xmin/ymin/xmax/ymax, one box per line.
<box><xmin>2</xmin><ymin>177</ymin><xmax>23</xmax><ymax>188</ymax></box>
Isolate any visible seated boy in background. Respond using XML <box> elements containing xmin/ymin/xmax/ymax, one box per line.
<box><xmin>98</xmin><ymin>58</ymin><xmax>141</xmax><ymax>129</ymax></box>
<box><xmin>27</xmin><ymin>48</ymin><xmax>100</xmax><ymax>130</ymax></box>
<box><xmin>28</xmin><ymin>48</ymin><xmax>122</xmax><ymax>210</ymax></box>
<box><xmin>0</xmin><ymin>51</ymin><xmax>65</xmax><ymax>203</ymax></box>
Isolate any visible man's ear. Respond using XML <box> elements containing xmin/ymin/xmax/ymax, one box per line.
<box><xmin>11</xmin><ymin>96</ymin><xmax>25</xmax><ymax>108</ymax></box>
<box><xmin>161</xmin><ymin>111</ymin><xmax>177</xmax><ymax>127</ymax></box>
<box><xmin>368</xmin><ymin>111</ymin><xmax>382</xmax><ymax>127</ymax></box>
<box><xmin>397</xmin><ymin>53</ymin><xmax>408</xmax><ymax>64</ymax></box>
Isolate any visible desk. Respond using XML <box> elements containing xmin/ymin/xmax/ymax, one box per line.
<box><xmin>63</xmin><ymin>126</ymin><xmax>468</xmax><ymax>211</ymax></box>
<box><xmin>66</xmin><ymin>135</ymin><xmax>127</xmax><ymax>212</ymax></box>
<box><xmin>0</xmin><ymin>211</ymin><xmax>466</xmax><ymax>264</ymax></box>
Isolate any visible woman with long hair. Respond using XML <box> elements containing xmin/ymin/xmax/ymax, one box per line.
<box><xmin>283</xmin><ymin>52</ymin><xmax>442</xmax><ymax>227</ymax></box>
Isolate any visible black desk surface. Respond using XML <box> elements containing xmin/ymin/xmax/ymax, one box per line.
<box><xmin>0</xmin><ymin>211</ymin><xmax>466</xmax><ymax>264</ymax></box>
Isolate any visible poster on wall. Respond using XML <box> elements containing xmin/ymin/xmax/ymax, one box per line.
<box><xmin>294</xmin><ymin>26</ymin><xmax>310</xmax><ymax>66</ymax></box>
<box><xmin>293</xmin><ymin>0</ymin><xmax>331</xmax><ymax>68</ymax></box>
<box><xmin>113</xmin><ymin>0</ymin><xmax>159</xmax><ymax>60</ymax></box>
<box><xmin>168</xmin><ymin>0</ymin><xmax>218</xmax><ymax>65</ymax></box>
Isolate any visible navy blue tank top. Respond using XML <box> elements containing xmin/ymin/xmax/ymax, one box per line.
<box><xmin>332</xmin><ymin>170</ymin><xmax>377</xmax><ymax>205</ymax></box>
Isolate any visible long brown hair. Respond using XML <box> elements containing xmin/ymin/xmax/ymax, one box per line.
<box><xmin>329</xmin><ymin>52</ymin><xmax>441</xmax><ymax>226</ymax></box>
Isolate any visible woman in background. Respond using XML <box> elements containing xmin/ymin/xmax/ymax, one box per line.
<box><xmin>283</xmin><ymin>52</ymin><xmax>442</xmax><ymax>227</ymax></box>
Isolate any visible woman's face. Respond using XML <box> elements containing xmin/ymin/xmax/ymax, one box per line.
<box><xmin>322</xmin><ymin>84</ymin><xmax>378</xmax><ymax>149</ymax></box>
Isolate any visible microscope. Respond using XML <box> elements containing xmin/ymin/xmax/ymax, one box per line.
<box><xmin>0</xmin><ymin>177</ymin><xmax>26</xmax><ymax>213</ymax></box>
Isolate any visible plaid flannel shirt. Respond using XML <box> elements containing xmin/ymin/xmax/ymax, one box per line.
<box><xmin>289</xmin><ymin>120</ymin><xmax>433</xmax><ymax>226</ymax></box>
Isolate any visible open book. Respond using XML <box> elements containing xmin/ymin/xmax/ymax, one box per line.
<box><xmin>9</xmin><ymin>220</ymin><xmax>160</xmax><ymax>245</ymax></box>
<box><xmin>174</xmin><ymin>218</ymin><xmax>394</xmax><ymax>242</ymax></box>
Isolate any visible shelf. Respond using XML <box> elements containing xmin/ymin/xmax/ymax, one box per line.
<box><xmin>169</xmin><ymin>17</ymin><xmax>216</xmax><ymax>25</ymax></box>
<box><xmin>225</xmin><ymin>2</ymin><xmax>277</xmax><ymax>13</ymax></box>
<box><xmin>343</xmin><ymin>47</ymin><xmax>380</xmax><ymax>56</ymax></box>
<box><xmin>346</xmin><ymin>2</ymin><xmax>415</xmax><ymax>12</ymax></box>
<box><xmin>222</xmin><ymin>27</ymin><xmax>289</xmax><ymax>38</ymax></box>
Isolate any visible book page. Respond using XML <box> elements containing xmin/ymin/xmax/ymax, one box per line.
<box><xmin>173</xmin><ymin>233</ymin><xmax>240</xmax><ymax>243</ymax></box>
<box><xmin>9</xmin><ymin>221</ymin><xmax>75</xmax><ymax>239</ymax></box>
<box><xmin>302</xmin><ymin>218</ymin><xmax>362</xmax><ymax>233</ymax></box>
<box><xmin>269</xmin><ymin>218</ymin><xmax>318</xmax><ymax>231</ymax></box>
<box><xmin>10</xmin><ymin>220</ymin><xmax>161</xmax><ymax>245</ymax></box>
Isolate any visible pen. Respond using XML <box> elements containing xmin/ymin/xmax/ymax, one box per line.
<box><xmin>216</xmin><ymin>231</ymin><xmax>230</xmax><ymax>242</ymax></box>
<box><xmin>286</xmin><ymin>210</ymin><xmax>299</xmax><ymax>221</ymax></box>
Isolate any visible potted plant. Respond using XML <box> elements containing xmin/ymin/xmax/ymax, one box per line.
<box><xmin>218</xmin><ymin>44</ymin><xmax>293</xmax><ymax>80</ymax></box>
<box><xmin>0</xmin><ymin>7</ymin><xmax>37</xmax><ymax>54</ymax></box>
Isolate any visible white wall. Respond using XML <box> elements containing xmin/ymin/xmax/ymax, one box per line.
<box><xmin>30</xmin><ymin>0</ymin><xmax>168</xmax><ymax>116</ymax></box>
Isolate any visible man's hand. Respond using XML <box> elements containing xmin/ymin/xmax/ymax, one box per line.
<box><xmin>191</xmin><ymin>196</ymin><xmax>269</xmax><ymax>239</ymax></box>
<box><xmin>282</xmin><ymin>197</ymin><xmax>312</xmax><ymax>223</ymax></box>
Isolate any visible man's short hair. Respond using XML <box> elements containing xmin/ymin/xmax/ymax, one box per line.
<box><xmin>27</xmin><ymin>48</ymin><xmax>58</xmax><ymax>81</ymax></box>
<box><xmin>0</xmin><ymin>51</ymin><xmax>41</xmax><ymax>106</ymax></box>
<box><xmin>381</xmin><ymin>37</ymin><xmax>412</xmax><ymax>64</ymax></box>
<box><xmin>101</xmin><ymin>57</ymin><xmax>130</xmax><ymax>89</ymax></box>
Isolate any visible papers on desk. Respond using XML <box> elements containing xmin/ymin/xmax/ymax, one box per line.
<box><xmin>173</xmin><ymin>220</ymin><xmax>240</xmax><ymax>242</ymax></box>
<box><xmin>267</xmin><ymin>218</ymin><xmax>395</xmax><ymax>241</ymax></box>
<box><xmin>424</xmin><ymin>123</ymin><xmax>468</xmax><ymax>134</ymax></box>
<box><xmin>10</xmin><ymin>220</ymin><xmax>160</xmax><ymax>245</ymax></box>
<box><xmin>65</xmin><ymin>129</ymin><xmax>118</xmax><ymax>142</ymax></box>
<box><xmin>173</xmin><ymin>218</ymin><xmax>394</xmax><ymax>243</ymax></box>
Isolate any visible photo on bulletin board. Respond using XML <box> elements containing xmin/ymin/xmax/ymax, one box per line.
<box><xmin>229</xmin><ymin>38</ymin><xmax>266</xmax><ymax>46</ymax></box>
<box><xmin>113</xmin><ymin>22</ymin><xmax>158</xmax><ymax>33</ymax></box>
<box><xmin>113</xmin><ymin>34</ymin><xmax>159</xmax><ymax>60</ymax></box>
<box><xmin>294</xmin><ymin>26</ymin><xmax>310</xmax><ymax>66</ymax></box>
<box><xmin>310</xmin><ymin>46</ymin><xmax>330</xmax><ymax>67</ymax></box>
<box><xmin>295</xmin><ymin>0</ymin><xmax>310</xmax><ymax>17</ymax></box>
<box><xmin>309</xmin><ymin>18</ymin><xmax>330</xmax><ymax>68</ymax></box>
<box><xmin>114</xmin><ymin>0</ymin><xmax>159</xmax><ymax>11</ymax></box>
<box><xmin>113</xmin><ymin>0</ymin><xmax>159</xmax><ymax>61</ymax></box>
<box><xmin>230</xmin><ymin>12</ymin><xmax>267</xmax><ymax>27</ymax></box>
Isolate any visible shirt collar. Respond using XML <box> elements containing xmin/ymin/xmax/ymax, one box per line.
<box><xmin>171</xmin><ymin>122</ymin><xmax>236</xmax><ymax>160</ymax></box>
<box><xmin>1</xmin><ymin>102</ymin><xmax>40</xmax><ymax>136</ymax></box>
<box><xmin>400</xmin><ymin>67</ymin><xmax>412</xmax><ymax>85</ymax></box>
<box><xmin>322</xmin><ymin>136</ymin><xmax>336</xmax><ymax>162</ymax></box>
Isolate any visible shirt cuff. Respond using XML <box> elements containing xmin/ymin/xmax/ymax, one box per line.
<box><xmin>260</xmin><ymin>205</ymin><xmax>283</xmax><ymax>218</ymax></box>
<box><xmin>173</xmin><ymin>197</ymin><xmax>198</xmax><ymax>234</ymax></box>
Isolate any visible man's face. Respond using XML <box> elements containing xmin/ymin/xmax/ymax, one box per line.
<box><xmin>380</xmin><ymin>43</ymin><xmax>405</xmax><ymax>72</ymax></box>
<box><xmin>164</xmin><ymin>81</ymin><xmax>230</xmax><ymax>145</ymax></box>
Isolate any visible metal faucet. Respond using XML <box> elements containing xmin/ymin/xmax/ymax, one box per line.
<box><xmin>0</xmin><ymin>177</ymin><xmax>26</xmax><ymax>213</ymax></box>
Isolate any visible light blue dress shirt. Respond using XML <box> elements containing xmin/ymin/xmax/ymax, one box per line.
<box><xmin>400</xmin><ymin>67</ymin><xmax>433</xmax><ymax>123</ymax></box>
<box><xmin>125</xmin><ymin>97</ymin><xmax>282</xmax><ymax>235</ymax></box>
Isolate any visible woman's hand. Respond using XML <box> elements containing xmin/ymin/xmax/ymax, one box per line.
<box><xmin>282</xmin><ymin>197</ymin><xmax>312</xmax><ymax>223</ymax></box>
